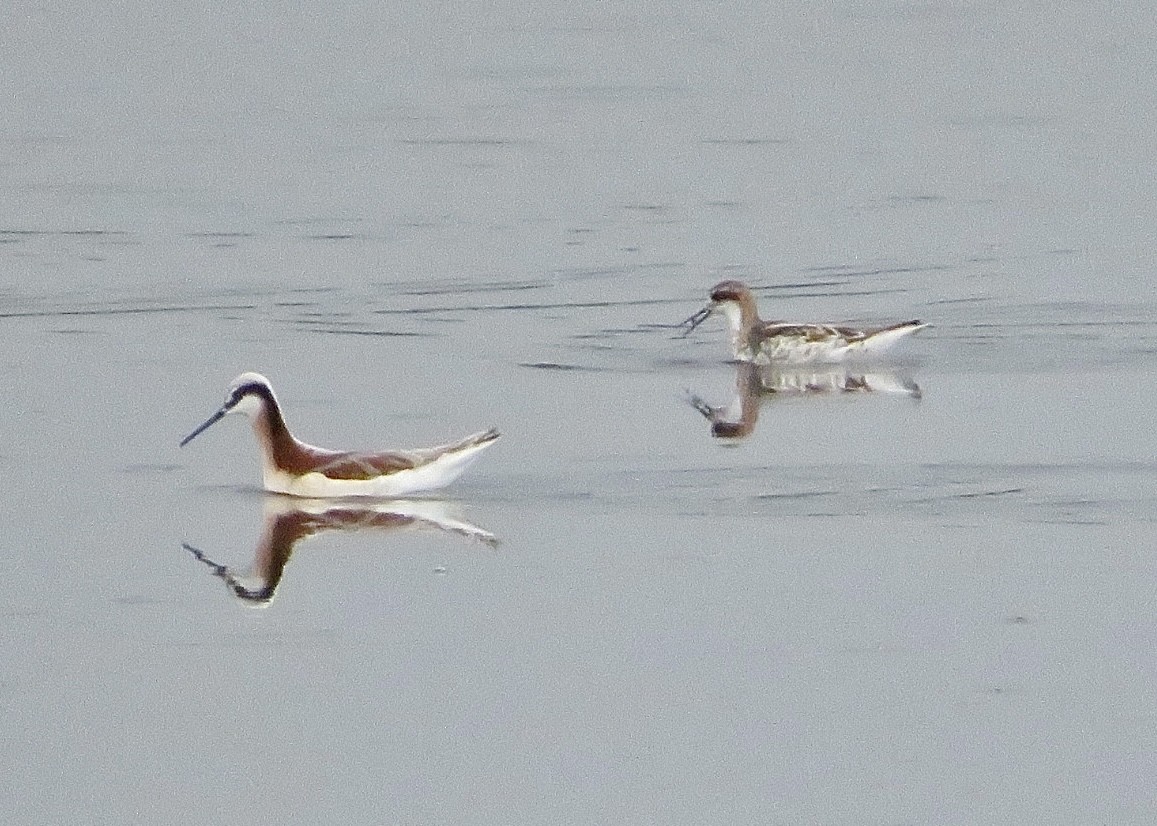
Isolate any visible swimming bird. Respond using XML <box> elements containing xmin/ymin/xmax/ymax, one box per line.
<box><xmin>180</xmin><ymin>372</ymin><xmax>499</xmax><ymax>497</ymax></box>
<box><xmin>682</xmin><ymin>280</ymin><xmax>928</xmax><ymax>364</ymax></box>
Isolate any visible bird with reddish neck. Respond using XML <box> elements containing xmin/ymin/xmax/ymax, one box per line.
<box><xmin>180</xmin><ymin>372</ymin><xmax>499</xmax><ymax>498</ymax></box>
<box><xmin>682</xmin><ymin>280</ymin><xmax>928</xmax><ymax>364</ymax></box>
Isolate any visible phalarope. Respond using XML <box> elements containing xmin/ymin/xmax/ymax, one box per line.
<box><xmin>180</xmin><ymin>372</ymin><xmax>500</xmax><ymax>497</ymax></box>
<box><xmin>682</xmin><ymin>280</ymin><xmax>928</xmax><ymax>364</ymax></box>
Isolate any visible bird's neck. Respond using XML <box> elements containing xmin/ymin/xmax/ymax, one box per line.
<box><xmin>720</xmin><ymin>301</ymin><xmax>759</xmax><ymax>351</ymax></box>
<box><xmin>250</xmin><ymin>401</ymin><xmax>309</xmax><ymax>474</ymax></box>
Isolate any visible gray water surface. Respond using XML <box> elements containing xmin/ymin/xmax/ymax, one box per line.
<box><xmin>3</xmin><ymin>3</ymin><xmax>1157</xmax><ymax>824</ymax></box>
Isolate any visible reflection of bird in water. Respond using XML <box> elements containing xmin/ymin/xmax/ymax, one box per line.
<box><xmin>183</xmin><ymin>496</ymin><xmax>497</xmax><ymax>606</ymax></box>
<box><xmin>180</xmin><ymin>372</ymin><xmax>499</xmax><ymax>497</ymax></box>
<box><xmin>688</xmin><ymin>362</ymin><xmax>922</xmax><ymax>439</ymax></box>
<box><xmin>682</xmin><ymin>280</ymin><xmax>928</xmax><ymax>364</ymax></box>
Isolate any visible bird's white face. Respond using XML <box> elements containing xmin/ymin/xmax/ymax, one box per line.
<box><xmin>229</xmin><ymin>391</ymin><xmax>265</xmax><ymax>419</ymax></box>
<box><xmin>223</xmin><ymin>372</ymin><xmax>275</xmax><ymax>420</ymax></box>
<box><xmin>715</xmin><ymin>298</ymin><xmax>745</xmax><ymax>334</ymax></box>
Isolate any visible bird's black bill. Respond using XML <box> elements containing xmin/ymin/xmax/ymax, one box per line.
<box><xmin>681</xmin><ymin>305</ymin><xmax>712</xmax><ymax>336</ymax></box>
<box><xmin>180</xmin><ymin>406</ymin><xmax>227</xmax><ymax>447</ymax></box>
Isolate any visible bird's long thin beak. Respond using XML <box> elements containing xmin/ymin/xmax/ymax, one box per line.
<box><xmin>180</xmin><ymin>406</ymin><xmax>228</xmax><ymax>447</ymax></box>
<box><xmin>681</xmin><ymin>304</ymin><xmax>713</xmax><ymax>336</ymax></box>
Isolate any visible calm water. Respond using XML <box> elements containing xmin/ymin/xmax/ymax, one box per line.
<box><xmin>4</xmin><ymin>3</ymin><xmax>1157</xmax><ymax>824</ymax></box>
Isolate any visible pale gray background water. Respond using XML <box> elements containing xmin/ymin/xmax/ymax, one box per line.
<box><xmin>3</xmin><ymin>2</ymin><xmax>1156</xmax><ymax>823</ymax></box>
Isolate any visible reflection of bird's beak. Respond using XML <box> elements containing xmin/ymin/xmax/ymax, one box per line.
<box><xmin>687</xmin><ymin>392</ymin><xmax>753</xmax><ymax>439</ymax></box>
<box><xmin>681</xmin><ymin>304</ymin><xmax>713</xmax><ymax>336</ymax></box>
<box><xmin>180</xmin><ymin>405</ymin><xmax>229</xmax><ymax>447</ymax></box>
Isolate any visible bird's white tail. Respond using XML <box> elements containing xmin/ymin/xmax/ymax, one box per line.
<box><xmin>856</xmin><ymin>320</ymin><xmax>928</xmax><ymax>354</ymax></box>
